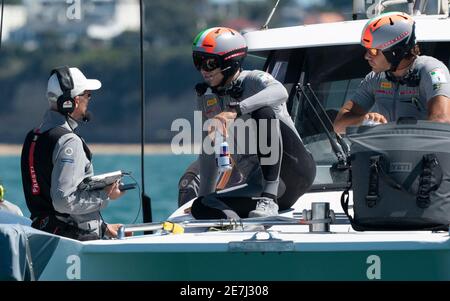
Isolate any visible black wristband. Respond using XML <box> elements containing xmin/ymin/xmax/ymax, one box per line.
<box><xmin>228</xmin><ymin>102</ymin><xmax>242</xmax><ymax>116</ymax></box>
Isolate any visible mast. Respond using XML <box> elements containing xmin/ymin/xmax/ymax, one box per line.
<box><xmin>139</xmin><ymin>0</ymin><xmax>152</xmax><ymax>223</ymax></box>
<box><xmin>0</xmin><ymin>0</ymin><xmax>4</xmax><ymax>50</ymax></box>
<box><xmin>261</xmin><ymin>0</ymin><xmax>281</xmax><ymax>30</ymax></box>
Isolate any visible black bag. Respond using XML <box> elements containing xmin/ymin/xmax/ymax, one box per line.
<box><xmin>342</xmin><ymin>119</ymin><xmax>450</xmax><ymax>231</ymax></box>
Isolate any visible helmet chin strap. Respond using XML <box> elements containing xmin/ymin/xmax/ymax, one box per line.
<box><xmin>385</xmin><ymin>57</ymin><xmax>419</xmax><ymax>87</ymax></box>
<box><xmin>210</xmin><ymin>69</ymin><xmax>243</xmax><ymax>99</ymax></box>
<box><xmin>389</xmin><ymin>63</ymin><xmax>399</xmax><ymax>72</ymax></box>
<box><xmin>385</xmin><ymin>51</ymin><xmax>404</xmax><ymax>72</ymax></box>
<box><xmin>218</xmin><ymin>66</ymin><xmax>233</xmax><ymax>87</ymax></box>
<box><xmin>218</xmin><ymin>67</ymin><xmax>240</xmax><ymax>88</ymax></box>
<box><xmin>195</xmin><ymin>68</ymin><xmax>231</xmax><ymax>96</ymax></box>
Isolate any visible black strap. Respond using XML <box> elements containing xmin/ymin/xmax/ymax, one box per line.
<box><xmin>340</xmin><ymin>164</ymin><xmax>354</xmax><ymax>223</ymax></box>
<box><xmin>416</xmin><ymin>154</ymin><xmax>442</xmax><ymax>208</ymax></box>
<box><xmin>50</xmin><ymin>66</ymin><xmax>74</xmax><ymax>91</ymax></box>
<box><xmin>341</xmin><ymin>163</ymin><xmax>369</xmax><ymax>230</ymax></box>
<box><xmin>78</xmin><ymin>135</ymin><xmax>92</xmax><ymax>161</ymax></box>
<box><xmin>341</xmin><ymin>188</ymin><xmax>352</xmax><ymax>222</ymax></box>
<box><xmin>366</xmin><ymin>156</ymin><xmax>380</xmax><ymax>208</ymax></box>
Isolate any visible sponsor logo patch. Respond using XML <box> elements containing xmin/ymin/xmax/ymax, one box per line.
<box><xmin>180</xmin><ymin>179</ymin><xmax>189</xmax><ymax>188</ymax></box>
<box><xmin>380</xmin><ymin>81</ymin><xmax>392</xmax><ymax>89</ymax></box>
<box><xmin>399</xmin><ymin>90</ymin><xmax>418</xmax><ymax>95</ymax></box>
<box><xmin>429</xmin><ymin>68</ymin><xmax>448</xmax><ymax>84</ymax></box>
<box><xmin>64</xmin><ymin>147</ymin><xmax>73</xmax><ymax>156</ymax></box>
<box><xmin>206</xmin><ymin>98</ymin><xmax>218</xmax><ymax>106</ymax></box>
<box><xmin>375</xmin><ymin>89</ymin><xmax>394</xmax><ymax>95</ymax></box>
<box><xmin>429</xmin><ymin>68</ymin><xmax>448</xmax><ymax>90</ymax></box>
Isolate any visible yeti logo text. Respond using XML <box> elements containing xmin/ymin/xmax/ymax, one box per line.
<box><xmin>366</xmin><ymin>255</ymin><xmax>381</xmax><ymax>280</ymax></box>
<box><xmin>67</xmin><ymin>0</ymin><xmax>82</xmax><ymax>20</ymax></box>
<box><xmin>66</xmin><ymin>255</ymin><xmax>81</xmax><ymax>280</ymax></box>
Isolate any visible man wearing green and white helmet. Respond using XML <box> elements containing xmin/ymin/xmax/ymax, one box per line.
<box><xmin>334</xmin><ymin>12</ymin><xmax>450</xmax><ymax>133</ymax></box>
<box><xmin>179</xmin><ymin>27</ymin><xmax>316</xmax><ymax>220</ymax></box>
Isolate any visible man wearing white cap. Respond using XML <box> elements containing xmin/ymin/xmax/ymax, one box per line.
<box><xmin>20</xmin><ymin>66</ymin><xmax>125</xmax><ymax>241</ymax></box>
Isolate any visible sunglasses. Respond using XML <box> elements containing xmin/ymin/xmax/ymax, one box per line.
<box><xmin>78</xmin><ymin>92</ymin><xmax>92</xmax><ymax>98</ymax></box>
<box><xmin>367</xmin><ymin>48</ymin><xmax>380</xmax><ymax>56</ymax></box>
<box><xmin>193</xmin><ymin>53</ymin><xmax>221</xmax><ymax>72</ymax></box>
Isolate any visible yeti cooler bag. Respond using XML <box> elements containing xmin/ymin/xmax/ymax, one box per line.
<box><xmin>342</xmin><ymin>119</ymin><xmax>450</xmax><ymax>231</ymax></box>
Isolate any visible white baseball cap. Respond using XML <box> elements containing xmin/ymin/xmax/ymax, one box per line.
<box><xmin>47</xmin><ymin>67</ymin><xmax>102</xmax><ymax>101</ymax></box>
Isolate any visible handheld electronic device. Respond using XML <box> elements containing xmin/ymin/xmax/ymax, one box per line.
<box><xmin>82</xmin><ymin>170</ymin><xmax>123</xmax><ymax>191</ymax></box>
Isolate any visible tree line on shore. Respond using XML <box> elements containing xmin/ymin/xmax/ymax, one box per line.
<box><xmin>0</xmin><ymin>0</ymin><xmax>343</xmax><ymax>143</ymax></box>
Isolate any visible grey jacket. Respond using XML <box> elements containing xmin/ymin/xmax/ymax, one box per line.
<box><xmin>39</xmin><ymin>110</ymin><xmax>109</xmax><ymax>236</ymax></box>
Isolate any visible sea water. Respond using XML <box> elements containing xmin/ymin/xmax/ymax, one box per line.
<box><xmin>0</xmin><ymin>154</ymin><xmax>196</xmax><ymax>224</ymax></box>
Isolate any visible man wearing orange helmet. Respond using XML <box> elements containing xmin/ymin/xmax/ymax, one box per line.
<box><xmin>183</xmin><ymin>27</ymin><xmax>316</xmax><ymax>220</ymax></box>
<box><xmin>334</xmin><ymin>12</ymin><xmax>450</xmax><ymax>133</ymax></box>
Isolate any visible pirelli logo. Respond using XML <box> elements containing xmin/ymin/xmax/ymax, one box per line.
<box><xmin>389</xmin><ymin>162</ymin><xmax>412</xmax><ymax>173</ymax></box>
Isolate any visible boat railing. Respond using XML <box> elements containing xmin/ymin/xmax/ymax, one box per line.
<box><xmin>117</xmin><ymin>202</ymin><xmax>351</xmax><ymax>239</ymax></box>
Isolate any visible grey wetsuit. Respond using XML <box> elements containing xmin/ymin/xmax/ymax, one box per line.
<box><xmin>191</xmin><ymin>70</ymin><xmax>316</xmax><ymax>219</ymax></box>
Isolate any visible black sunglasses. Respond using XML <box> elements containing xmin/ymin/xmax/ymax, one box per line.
<box><xmin>193</xmin><ymin>53</ymin><xmax>221</xmax><ymax>72</ymax></box>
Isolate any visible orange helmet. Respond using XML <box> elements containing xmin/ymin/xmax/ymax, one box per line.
<box><xmin>361</xmin><ymin>12</ymin><xmax>416</xmax><ymax>71</ymax></box>
<box><xmin>192</xmin><ymin>27</ymin><xmax>247</xmax><ymax>85</ymax></box>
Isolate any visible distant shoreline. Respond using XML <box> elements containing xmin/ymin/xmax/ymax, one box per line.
<box><xmin>0</xmin><ymin>144</ymin><xmax>179</xmax><ymax>155</ymax></box>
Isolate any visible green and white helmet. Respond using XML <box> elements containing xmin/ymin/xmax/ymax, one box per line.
<box><xmin>192</xmin><ymin>27</ymin><xmax>247</xmax><ymax>83</ymax></box>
